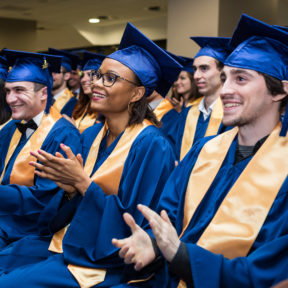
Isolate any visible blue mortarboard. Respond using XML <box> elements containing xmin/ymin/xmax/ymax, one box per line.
<box><xmin>83</xmin><ymin>51</ymin><xmax>106</xmax><ymax>71</ymax></box>
<box><xmin>48</xmin><ymin>48</ymin><xmax>80</xmax><ymax>72</ymax></box>
<box><xmin>107</xmin><ymin>22</ymin><xmax>183</xmax><ymax>97</ymax></box>
<box><xmin>0</xmin><ymin>55</ymin><xmax>8</xmax><ymax>81</ymax></box>
<box><xmin>165</xmin><ymin>50</ymin><xmax>194</xmax><ymax>74</ymax></box>
<box><xmin>191</xmin><ymin>37</ymin><xmax>231</xmax><ymax>63</ymax></box>
<box><xmin>178</xmin><ymin>56</ymin><xmax>194</xmax><ymax>74</ymax></box>
<box><xmin>225</xmin><ymin>14</ymin><xmax>288</xmax><ymax>136</ymax></box>
<box><xmin>3</xmin><ymin>49</ymin><xmax>62</xmax><ymax>113</ymax></box>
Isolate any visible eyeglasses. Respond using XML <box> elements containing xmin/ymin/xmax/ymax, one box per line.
<box><xmin>90</xmin><ymin>70</ymin><xmax>138</xmax><ymax>87</ymax></box>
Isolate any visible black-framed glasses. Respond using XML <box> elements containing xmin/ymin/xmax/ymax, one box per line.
<box><xmin>90</xmin><ymin>70</ymin><xmax>138</xmax><ymax>87</ymax></box>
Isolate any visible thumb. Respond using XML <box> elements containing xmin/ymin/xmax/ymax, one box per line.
<box><xmin>160</xmin><ymin>210</ymin><xmax>173</xmax><ymax>225</ymax></box>
<box><xmin>76</xmin><ymin>154</ymin><xmax>84</xmax><ymax>166</ymax></box>
<box><xmin>123</xmin><ymin>212</ymin><xmax>138</xmax><ymax>234</ymax></box>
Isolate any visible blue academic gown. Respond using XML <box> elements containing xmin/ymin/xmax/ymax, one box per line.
<box><xmin>0</xmin><ymin>122</ymin><xmax>176</xmax><ymax>287</ymax></box>
<box><xmin>60</xmin><ymin>96</ymin><xmax>78</xmax><ymax>117</ymax></box>
<box><xmin>133</xmin><ymin>135</ymin><xmax>288</xmax><ymax>288</ymax></box>
<box><xmin>174</xmin><ymin>106</ymin><xmax>227</xmax><ymax>161</ymax></box>
<box><xmin>159</xmin><ymin>109</ymin><xmax>181</xmax><ymax>157</ymax></box>
<box><xmin>0</xmin><ymin>118</ymin><xmax>82</xmax><ymax>247</ymax></box>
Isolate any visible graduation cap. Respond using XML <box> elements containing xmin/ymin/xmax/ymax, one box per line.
<box><xmin>191</xmin><ymin>36</ymin><xmax>231</xmax><ymax>63</ymax></box>
<box><xmin>82</xmin><ymin>51</ymin><xmax>106</xmax><ymax>71</ymax></box>
<box><xmin>107</xmin><ymin>22</ymin><xmax>183</xmax><ymax>97</ymax></box>
<box><xmin>178</xmin><ymin>56</ymin><xmax>194</xmax><ymax>74</ymax></box>
<box><xmin>0</xmin><ymin>55</ymin><xmax>8</xmax><ymax>81</ymax></box>
<box><xmin>3</xmin><ymin>49</ymin><xmax>62</xmax><ymax>113</ymax></box>
<box><xmin>225</xmin><ymin>14</ymin><xmax>288</xmax><ymax>136</ymax></box>
<box><xmin>165</xmin><ymin>50</ymin><xmax>194</xmax><ymax>74</ymax></box>
<box><xmin>48</xmin><ymin>48</ymin><xmax>80</xmax><ymax>72</ymax></box>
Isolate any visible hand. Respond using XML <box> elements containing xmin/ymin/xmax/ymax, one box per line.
<box><xmin>169</xmin><ymin>96</ymin><xmax>184</xmax><ymax>113</ymax></box>
<box><xmin>29</xmin><ymin>144</ymin><xmax>92</xmax><ymax>195</ymax></box>
<box><xmin>138</xmin><ymin>204</ymin><xmax>180</xmax><ymax>262</ymax></box>
<box><xmin>112</xmin><ymin>213</ymin><xmax>156</xmax><ymax>271</ymax></box>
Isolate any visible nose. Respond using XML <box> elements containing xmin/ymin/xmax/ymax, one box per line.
<box><xmin>220</xmin><ymin>78</ymin><xmax>234</xmax><ymax>99</ymax></box>
<box><xmin>90</xmin><ymin>74</ymin><xmax>104</xmax><ymax>89</ymax></box>
<box><xmin>193</xmin><ymin>69</ymin><xmax>201</xmax><ymax>81</ymax></box>
<box><xmin>6</xmin><ymin>90</ymin><xmax>16</xmax><ymax>105</ymax></box>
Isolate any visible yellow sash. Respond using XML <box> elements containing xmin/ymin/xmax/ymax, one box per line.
<box><xmin>153</xmin><ymin>99</ymin><xmax>173</xmax><ymax>121</ymax></box>
<box><xmin>178</xmin><ymin>123</ymin><xmax>288</xmax><ymax>287</ymax></box>
<box><xmin>0</xmin><ymin>107</ymin><xmax>61</xmax><ymax>186</ymax></box>
<box><xmin>49</xmin><ymin>120</ymin><xmax>152</xmax><ymax>288</ymax></box>
<box><xmin>74</xmin><ymin>107</ymin><xmax>97</xmax><ymax>134</ymax></box>
<box><xmin>180</xmin><ymin>97</ymin><xmax>223</xmax><ymax>161</ymax></box>
<box><xmin>53</xmin><ymin>88</ymin><xmax>74</xmax><ymax>112</ymax></box>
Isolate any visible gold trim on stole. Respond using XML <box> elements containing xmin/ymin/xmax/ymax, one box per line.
<box><xmin>179</xmin><ymin>97</ymin><xmax>223</xmax><ymax>161</ymax></box>
<box><xmin>53</xmin><ymin>88</ymin><xmax>74</xmax><ymax>112</ymax></box>
<box><xmin>0</xmin><ymin>107</ymin><xmax>61</xmax><ymax>186</ymax></box>
<box><xmin>177</xmin><ymin>123</ymin><xmax>287</xmax><ymax>287</ymax></box>
<box><xmin>74</xmin><ymin>107</ymin><xmax>97</xmax><ymax>134</ymax></box>
<box><xmin>49</xmin><ymin>120</ymin><xmax>152</xmax><ymax>287</ymax></box>
<box><xmin>153</xmin><ymin>98</ymin><xmax>173</xmax><ymax>121</ymax></box>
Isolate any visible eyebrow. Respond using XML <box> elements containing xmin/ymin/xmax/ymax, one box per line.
<box><xmin>226</xmin><ymin>68</ymin><xmax>254</xmax><ymax>77</ymax></box>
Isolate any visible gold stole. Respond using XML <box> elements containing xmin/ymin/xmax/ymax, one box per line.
<box><xmin>153</xmin><ymin>98</ymin><xmax>173</xmax><ymax>121</ymax></box>
<box><xmin>178</xmin><ymin>123</ymin><xmax>288</xmax><ymax>288</ymax></box>
<box><xmin>53</xmin><ymin>88</ymin><xmax>74</xmax><ymax>112</ymax></box>
<box><xmin>74</xmin><ymin>107</ymin><xmax>97</xmax><ymax>134</ymax></box>
<box><xmin>49</xmin><ymin>120</ymin><xmax>152</xmax><ymax>288</ymax></box>
<box><xmin>0</xmin><ymin>107</ymin><xmax>61</xmax><ymax>186</ymax></box>
<box><xmin>180</xmin><ymin>97</ymin><xmax>223</xmax><ymax>161</ymax></box>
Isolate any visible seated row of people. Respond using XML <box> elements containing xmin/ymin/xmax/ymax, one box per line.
<box><xmin>0</xmin><ymin>13</ymin><xmax>286</xmax><ymax>287</ymax></box>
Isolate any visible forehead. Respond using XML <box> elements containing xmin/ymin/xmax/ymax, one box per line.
<box><xmin>222</xmin><ymin>66</ymin><xmax>259</xmax><ymax>77</ymax></box>
<box><xmin>5</xmin><ymin>81</ymin><xmax>34</xmax><ymax>89</ymax></box>
<box><xmin>100</xmin><ymin>58</ymin><xmax>135</xmax><ymax>77</ymax></box>
<box><xmin>193</xmin><ymin>56</ymin><xmax>217</xmax><ymax>67</ymax></box>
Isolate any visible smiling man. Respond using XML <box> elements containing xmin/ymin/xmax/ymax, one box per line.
<box><xmin>0</xmin><ymin>49</ymin><xmax>81</xmax><ymax>248</ymax></box>
<box><xmin>175</xmin><ymin>37</ymin><xmax>231</xmax><ymax>161</ymax></box>
<box><xmin>113</xmin><ymin>14</ymin><xmax>288</xmax><ymax>288</ymax></box>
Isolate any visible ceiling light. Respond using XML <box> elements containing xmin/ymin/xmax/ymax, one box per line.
<box><xmin>89</xmin><ymin>18</ymin><xmax>100</xmax><ymax>24</ymax></box>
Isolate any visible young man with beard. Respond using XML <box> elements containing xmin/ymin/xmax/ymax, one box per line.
<box><xmin>113</xmin><ymin>14</ymin><xmax>288</xmax><ymax>288</ymax></box>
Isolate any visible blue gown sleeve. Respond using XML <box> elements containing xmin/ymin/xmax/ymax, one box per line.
<box><xmin>63</xmin><ymin>127</ymin><xmax>176</xmax><ymax>268</ymax></box>
<box><xmin>0</xmin><ymin>119</ymin><xmax>82</xmax><ymax>236</ymax></box>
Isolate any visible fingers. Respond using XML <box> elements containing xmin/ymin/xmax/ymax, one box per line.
<box><xmin>123</xmin><ymin>213</ymin><xmax>139</xmax><ymax>234</ymax></box>
<box><xmin>60</xmin><ymin>143</ymin><xmax>75</xmax><ymax>160</ymax></box>
<box><xmin>138</xmin><ymin>204</ymin><xmax>160</xmax><ymax>223</ymax></box>
<box><xmin>76</xmin><ymin>154</ymin><xmax>84</xmax><ymax>167</ymax></box>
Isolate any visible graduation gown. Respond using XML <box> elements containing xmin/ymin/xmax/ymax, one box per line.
<box><xmin>0</xmin><ymin>121</ymin><xmax>176</xmax><ymax>287</ymax></box>
<box><xmin>0</xmin><ymin>116</ymin><xmax>82</xmax><ymax>246</ymax></box>
<box><xmin>144</xmin><ymin>126</ymin><xmax>288</xmax><ymax>288</ymax></box>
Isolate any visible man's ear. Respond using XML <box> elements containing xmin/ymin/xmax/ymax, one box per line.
<box><xmin>282</xmin><ymin>80</ymin><xmax>288</xmax><ymax>95</ymax></box>
<box><xmin>64</xmin><ymin>72</ymin><xmax>71</xmax><ymax>81</ymax></box>
<box><xmin>39</xmin><ymin>86</ymin><xmax>48</xmax><ymax>101</ymax></box>
<box><xmin>130</xmin><ymin>86</ymin><xmax>146</xmax><ymax>103</ymax></box>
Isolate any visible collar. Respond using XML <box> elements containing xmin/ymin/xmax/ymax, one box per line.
<box><xmin>198</xmin><ymin>97</ymin><xmax>217</xmax><ymax>120</ymax></box>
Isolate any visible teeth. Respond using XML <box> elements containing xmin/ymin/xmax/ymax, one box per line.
<box><xmin>224</xmin><ymin>103</ymin><xmax>240</xmax><ymax>108</ymax></box>
<box><xmin>93</xmin><ymin>93</ymin><xmax>105</xmax><ymax>98</ymax></box>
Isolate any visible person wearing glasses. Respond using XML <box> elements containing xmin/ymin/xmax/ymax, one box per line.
<box><xmin>0</xmin><ymin>23</ymin><xmax>182</xmax><ymax>287</ymax></box>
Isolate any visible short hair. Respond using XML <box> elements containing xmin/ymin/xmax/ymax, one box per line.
<box><xmin>33</xmin><ymin>82</ymin><xmax>46</xmax><ymax>92</ymax></box>
<box><xmin>259</xmin><ymin>72</ymin><xmax>288</xmax><ymax>110</ymax></box>
<box><xmin>215</xmin><ymin>59</ymin><xmax>224</xmax><ymax>71</ymax></box>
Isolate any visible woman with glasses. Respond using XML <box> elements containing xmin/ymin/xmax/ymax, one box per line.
<box><xmin>0</xmin><ymin>23</ymin><xmax>182</xmax><ymax>287</ymax></box>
